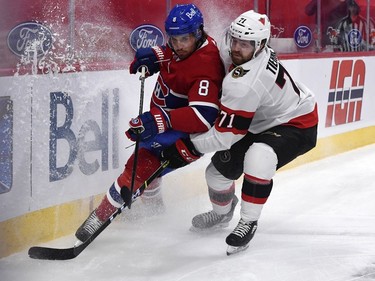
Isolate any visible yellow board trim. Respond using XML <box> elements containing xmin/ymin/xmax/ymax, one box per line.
<box><xmin>1</xmin><ymin>126</ymin><xmax>374</xmax><ymax>258</ymax></box>
<box><xmin>0</xmin><ymin>195</ymin><xmax>103</xmax><ymax>258</ymax></box>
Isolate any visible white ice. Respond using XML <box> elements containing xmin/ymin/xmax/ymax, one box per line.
<box><xmin>1</xmin><ymin>144</ymin><xmax>375</xmax><ymax>281</ymax></box>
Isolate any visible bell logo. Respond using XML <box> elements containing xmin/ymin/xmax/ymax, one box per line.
<box><xmin>49</xmin><ymin>90</ymin><xmax>119</xmax><ymax>182</ymax></box>
<box><xmin>0</xmin><ymin>96</ymin><xmax>13</xmax><ymax>194</ymax></box>
<box><xmin>325</xmin><ymin>60</ymin><xmax>365</xmax><ymax>127</ymax></box>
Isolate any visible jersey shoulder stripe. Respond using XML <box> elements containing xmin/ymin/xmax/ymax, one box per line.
<box><xmin>215</xmin><ymin>104</ymin><xmax>254</xmax><ymax>135</ymax></box>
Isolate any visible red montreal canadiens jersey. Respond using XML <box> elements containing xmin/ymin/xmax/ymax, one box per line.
<box><xmin>150</xmin><ymin>36</ymin><xmax>225</xmax><ymax>133</ymax></box>
<box><xmin>192</xmin><ymin>45</ymin><xmax>318</xmax><ymax>153</ymax></box>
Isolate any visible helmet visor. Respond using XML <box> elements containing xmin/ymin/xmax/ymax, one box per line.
<box><xmin>226</xmin><ymin>31</ymin><xmax>255</xmax><ymax>50</ymax></box>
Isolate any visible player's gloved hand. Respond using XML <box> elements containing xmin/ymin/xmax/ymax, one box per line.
<box><xmin>160</xmin><ymin>138</ymin><xmax>203</xmax><ymax>169</ymax></box>
<box><xmin>125</xmin><ymin>106</ymin><xmax>171</xmax><ymax>141</ymax></box>
<box><xmin>129</xmin><ymin>46</ymin><xmax>166</xmax><ymax>76</ymax></box>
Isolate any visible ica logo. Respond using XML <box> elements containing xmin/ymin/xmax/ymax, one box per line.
<box><xmin>326</xmin><ymin>59</ymin><xmax>365</xmax><ymax>127</ymax></box>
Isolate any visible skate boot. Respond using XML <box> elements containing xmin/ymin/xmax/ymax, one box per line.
<box><xmin>75</xmin><ymin>210</ymin><xmax>104</xmax><ymax>242</ymax></box>
<box><xmin>191</xmin><ymin>195</ymin><xmax>238</xmax><ymax>231</ymax></box>
<box><xmin>226</xmin><ymin>218</ymin><xmax>258</xmax><ymax>255</ymax></box>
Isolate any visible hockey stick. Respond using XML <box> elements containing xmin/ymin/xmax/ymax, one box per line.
<box><xmin>28</xmin><ymin>160</ymin><xmax>169</xmax><ymax>260</ymax></box>
<box><xmin>128</xmin><ymin>66</ymin><xmax>147</xmax><ymax>209</ymax></box>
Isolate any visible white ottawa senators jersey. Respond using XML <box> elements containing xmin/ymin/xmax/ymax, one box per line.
<box><xmin>191</xmin><ymin>45</ymin><xmax>318</xmax><ymax>153</ymax></box>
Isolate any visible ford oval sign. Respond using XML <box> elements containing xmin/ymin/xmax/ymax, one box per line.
<box><xmin>130</xmin><ymin>24</ymin><xmax>165</xmax><ymax>51</ymax></box>
<box><xmin>294</xmin><ymin>25</ymin><xmax>312</xmax><ymax>48</ymax></box>
<box><xmin>7</xmin><ymin>22</ymin><xmax>53</xmax><ymax>57</ymax></box>
<box><xmin>348</xmin><ymin>29</ymin><xmax>362</xmax><ymax>49</ymax></box>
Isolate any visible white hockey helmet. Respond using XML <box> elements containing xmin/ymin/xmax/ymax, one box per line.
<box><xmin>229</xmin><ymin>10</ymin><xmax>270</xmax><ymax>54</ymax></box>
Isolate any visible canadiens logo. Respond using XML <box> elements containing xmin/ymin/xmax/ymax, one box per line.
<box><xmin>129</xmin><ymin>24</ymin><xmax>165</xmax><ymax>51</ymax></box>
<box><xmin>232</xmin><ymin>66</ymin><xmax>249</xmax><ymax>78</ymax></box>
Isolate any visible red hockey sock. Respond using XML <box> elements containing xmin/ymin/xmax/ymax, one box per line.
<box><xmin>95</xmin><ymin>196</ymin><xmax>117</xmax><ymax>222</ymax></box>
<box><xmin>117</xmin><ymin>148</ymin><xmax>162</xmax><ymax>194</ymax></box>
<box><xmin>95</xmin><ymin>148</ymin><xmax>161</xmax><ymax>222</ymax></box>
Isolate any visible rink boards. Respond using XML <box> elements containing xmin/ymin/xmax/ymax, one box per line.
<box><xmin>1</xmin><ymin>55</ymin><xmax>375</xmax><ymax>258</ymax></box>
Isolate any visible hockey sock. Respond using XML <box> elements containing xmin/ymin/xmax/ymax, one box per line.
<box><xmin>95</xmin><ymin>196</ymin><xmax>117</xmax><ymax>222</ymax></box>
<box><xmin>240</xmin><ymin>175</ymin><xmax>273</xmax><ymax>221</ymax></box>
<box><xmin>117</xmin><ymin>148</ymin><xmax>161</xmax><ymax>191</ymax></box>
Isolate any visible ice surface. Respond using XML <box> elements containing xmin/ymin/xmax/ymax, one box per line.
<box><xmin>1</xmin><ymin>144</ymin><xmax>375</xmax><ymax>281</ymax></box>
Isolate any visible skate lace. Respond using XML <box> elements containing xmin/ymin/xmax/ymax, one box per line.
<box><xmin>83</xmin><ymin>212</ymin><xmax>103</xmax><ymax>235</ymax></box>
<box><xmin>199</xmin><ymin>195</ymin><xmax>238</xmax><ymax>224</ymax></box>
<box><xmin>232</xmin><ymin>219</ymin><xmax>254</xmax><ymax>238</ymax></box>
<box><xmin>200</xmin><ymin>211</ymin><xmax>223</xmax><ymax>224</ymax></box>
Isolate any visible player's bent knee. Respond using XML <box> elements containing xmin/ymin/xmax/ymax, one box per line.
<box><xmin>244</xmin><ymin>142</ymin><xmax>278</xmax><ymax>180</ymax></box>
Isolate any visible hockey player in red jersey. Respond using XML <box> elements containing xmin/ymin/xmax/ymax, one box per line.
<box><xmin>75</xmin><ymin>4</ymin><xmax>225</xmax><ymax>242</ymax></box>
<box><xmin>161</xmin><ymin>10</ymin><xmax>319</xmax><ymax>255</ymax></box>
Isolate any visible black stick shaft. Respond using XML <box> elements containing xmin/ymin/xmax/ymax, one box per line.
<box><xmin>129</xmin><ymin>67</ymin><xmax>146</xmax><ymax>209</ymax></box>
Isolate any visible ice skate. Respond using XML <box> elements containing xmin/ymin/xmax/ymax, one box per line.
<box><xmin>226</xmin><ymin>218</ymin><xmax>257</xmax><ymax>255</ymax></box>
<box><xmin>75</xmin><ymin>210</ymin><xmax>104</xmax><ymax>242</ymax></box>
<box><xmin>191</xmin><ymin>195</ymin><xmax>238</xmax><ymax>231</ymax></box>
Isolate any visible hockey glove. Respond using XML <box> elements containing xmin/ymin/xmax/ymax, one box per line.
<box><xmin>126</xmin><ymin>106</ymin><xmax>171</xmax><ymax>141</ymax></box>
<box><xmin>129</xmin><ymin>46</ymin><xmax>166</xmax><ymax>76</ymax></box>
<box><xmin>161</xmin><ymin>138</ymin><xmax>203</xmax><ymax>169</ymax></box>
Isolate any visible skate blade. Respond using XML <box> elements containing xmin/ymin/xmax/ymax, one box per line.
<box><xmin>189</xmin><ymin>222</ymin><xmax>229</xmax><ymax>233</ymax></box>
<box><xmin>226</xmin><ymin>244</ymin><xmax>249</xmax><ymax>256</ymax></box>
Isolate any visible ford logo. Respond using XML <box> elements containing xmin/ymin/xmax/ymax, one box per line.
<box><xmin>348</xmin><ymin>29</ymin><xmax>362</xmax><ymax>48</ymax></box>
<box><xmin>7</xmin><ymin>22</ymin><xmax>53</xmax><ymax>57</ymax></box>
<box><xmin>293</xmin><ymin>25</ymin><xmax>312</xmax><ymax>48</ymax></box>
<box><xmin>129</xmin><ymin>24</ymin><xmax>165</xmax><ymax>51</ymax></box>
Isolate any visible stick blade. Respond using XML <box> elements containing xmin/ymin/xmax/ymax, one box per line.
<box><xmin>28</xmin><ymin>162</ymin><xmax>169</xmax><ymax>261</ymax></box>
<box><xmin>28</xmin><ymin>246</ymin><xmax>77</xmax><ymax>260</ymax></box>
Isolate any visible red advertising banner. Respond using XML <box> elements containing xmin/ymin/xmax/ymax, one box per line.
<box><xmin>1</xmin><ymin>0</ymin><xmax>374</xmax><ymax>76</ymax></box>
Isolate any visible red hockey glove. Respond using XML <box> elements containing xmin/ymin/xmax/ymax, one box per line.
<box><xmin>126</xmin><ymin>107</ymin><xmax>171</xmax><ymax>141</ymax></box>
<box><xmin>161</xmin><ymin>138</ymin><xmax>203</xmax><ymax>169</ymax></box>
<box><xmin>129</xmin><ymin>46</ymin><xmax>166</xmax><ymax>76</ymax></box>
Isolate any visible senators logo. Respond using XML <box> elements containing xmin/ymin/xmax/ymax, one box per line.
<box><xmin>219</xmin><ymin>150</ymin><xmax>231</xmax><ymax>163</ymax></box>
<box><xmin>232</xmin><ymin>66</ymin><xmax>249</xmax><ymax>78</ymax></box>
<box><xmin>326</xmin><ymin>59</ymin><xmax>365</xmax><ymax>127</ymax></box>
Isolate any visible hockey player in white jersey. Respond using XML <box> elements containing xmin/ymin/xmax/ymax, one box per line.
<box><xmin>161</xmin><ymin>10</ymin><xmax>318</xmax><ymax>255</ymax></box>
